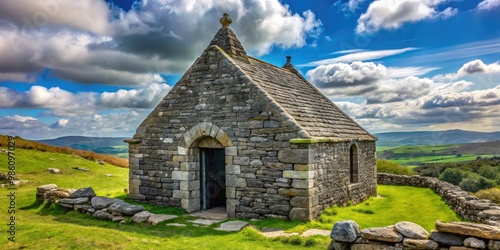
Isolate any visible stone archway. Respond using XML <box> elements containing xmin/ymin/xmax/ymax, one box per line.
<box><xmin>173</xmin><ymin>122</ymin><xmax>234</xmax><ymax>213</ymax></box>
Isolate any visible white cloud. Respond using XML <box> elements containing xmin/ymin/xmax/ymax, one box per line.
<box><xmin>435</xmin><ymin>7</ymin><xmax>458</xmax><ymax>19</ymax></box>
<box><xmin>306</xmin><ymin>61</ymin><xmax>387</xmax><ymax>90</ymax></box>
<box><xmin>387</xmin><ymin>66</ymin><xmax>440</xmax><ymax>78</ymax></box>
<box><xmin>302</xmin><ymin>47</ymin><xmax>416</xmax><ymax>66</ymax></box>
<box><xmin>458</xmin><ymin>59</ymin><xmax>500</xmax><ymax>76</ymax></box>
<box><xmin>432</xmin><ymin>59</ymin><xmax>500</xmax><ymax>81</ymax></box>
<box><xmin>356</xmin><ymin>0</ymin><xmax>455</xmax><ymax>33</ymax></box>
<box><xmin>0</xmin><ymin>111</ymin><xmax>150</xmax><ymax>139</ymax></box>
<box><xmin>98</xmin><ymin>83</ymin><xmax>172</xmax><ymax>109</ymax></box>
<box><xmin>477</xmin><ymin>0</ymin><xmax>500</xmax><ymax>10</ymax></box>
<box><xmin>0</xmin><ymin>0</ymin><xmax>112</xmax><ymax>35</ymax></box>
<box><xmin>0</xmin><ymin>0</ymin><xmax>322</xmax><ymax>86</ymax></box>
<box><xmin>405</xmin><ymin>38</ymin><xmax>500</xmax><ymax>65</ymax></box>
<box><xmin>0</xmin><ymin>29</ymin><xmax>166</xmax><ymax>86</ymax></box>
<box><xmin>0</xmin><ymin>84</ymin><xmax>172</xmax><ymax>117</ymax></box>
<box><xmin>335</xmin><ymin>0</ymin><xmax>367</xmax><ymax>12</ymax></box>
<box><xmin>332</xmin><ymin>85</ymin><xmax>500</xmax><ymax>132</ymax></box>
<box><xmin>330</xmin><ymin>49</ymin><xmax>366</xmax><ymax>55</ymax></box>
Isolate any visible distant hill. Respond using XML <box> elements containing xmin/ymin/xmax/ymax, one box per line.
<box><xmin>0</xmin><ymin>135</ymin><xmax>128</xmax><ymax>167</ymax></box>
<box><xmin>38</xmin><ymin>136</ymin><xmax>128</xmax><ymax>149</ymax></box>
<box><xmin>375</xmin><ymin>130</ymin><xmax>500</xmax><ymax>147</ymax></box>
<box><xmin>38</xmin><ymin>136</ymin><xmax>129</xmax><ymax>158</ymax></box>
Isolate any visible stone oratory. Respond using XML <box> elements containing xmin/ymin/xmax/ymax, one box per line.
<box><xmin>125</xmin><ymin>14</ymin><xmax>377</xmax><ymax>221</ymax></box>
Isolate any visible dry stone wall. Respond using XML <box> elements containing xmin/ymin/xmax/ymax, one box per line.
<box><xmin>378</xmin><ymin>173</ymin><xmax>500</xmax><ymax>225</ymax></box>
<box><xmin>329</xmin><ymin>220</ymin><xmax>500</xmax><ymax>250</ymax></box>
<box><xmin>36</xmin><ymin>184</ymin><xmax>174</xmax><ymax>224</ymax></box>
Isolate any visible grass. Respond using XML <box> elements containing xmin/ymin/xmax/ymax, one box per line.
<box><xmin>0</xmin><ymin>135</ymin><xmax>128</xmax><ymax>168</ymax></box>
<box><xmin>0</xmin><ymin>147</ymin><xmax>330</xmax><ymax>249</ymax></box>
<box><xmin>0</xmin><ymin>146</ymin><xmax>462</xmax><ymax>249</ymax></box>
<box><xmin>376</xmin><ymin>159</ymin><xmax>415</xmax><ymax>175</ymax></box>
<box><xmin>280</xmin><ymin>185</ymin><xmax>462</xmax><ymax>233</ymax></box>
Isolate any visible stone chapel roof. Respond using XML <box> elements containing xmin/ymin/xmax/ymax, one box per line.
<box><xmin>207</xmin><ymin>14</ymin><xmax>376</xmax><ymax>141</ymax></box>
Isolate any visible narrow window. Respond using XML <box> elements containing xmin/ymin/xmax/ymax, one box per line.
<box><xmin>350</xmin><ymin>144</ymin><xmax>359</xmax><ymax>183</ymax></box>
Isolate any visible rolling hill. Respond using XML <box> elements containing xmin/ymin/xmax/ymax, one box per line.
<box><xmin>375</xmin><ymin>129</ymin><xmax>500</xmax><ymax>147</ymax></box>
<box><xmin>38</xmin><ymin>136</ymin><xmax>129</xmax><ymax>158</ymax></box>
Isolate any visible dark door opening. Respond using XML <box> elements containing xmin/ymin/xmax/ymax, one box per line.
<box><xmin>200</xmin><ymin>148</ymin><xmax>226</xmax><ymax>210</ymax></box>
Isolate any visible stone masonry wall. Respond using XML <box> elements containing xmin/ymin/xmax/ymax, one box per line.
<box><xmin>378</xmin><ymin>173</ymin><xmax>500</xmax><ymax>225</ymax></box>
<box><xmin>128</xmin><ymin>45</ymin><xmax>319</xmax><ymax>220</ymax></box>
<box><xmin>310</xmin><ymin>141</ymin><xmax>377</xmax><ymax>218</ymax></box>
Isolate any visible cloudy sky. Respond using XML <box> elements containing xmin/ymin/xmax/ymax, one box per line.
<box><xmin>0</xmin><ymin>0</ymin><xmax>499</xmax><ymax>139</ymax></box>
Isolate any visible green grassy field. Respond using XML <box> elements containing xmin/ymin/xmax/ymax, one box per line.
<box><xmin>0</xmin><ymin>147</ymin><xmax>463</xmax><ymax>249</ymax></box>
<box><xmin>390</xmin><ymin>154</ymin><xmax>495</xmax><ymax>165</ymax></box>
<box><xmin>377</xmin><ymin>145</ymin><xmax>456</xmax><ymax>154</ymax></box>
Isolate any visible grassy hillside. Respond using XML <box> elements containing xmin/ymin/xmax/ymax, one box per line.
<box><xmin>38</xmin><ymin>136</ymin><xmax>129</xmax><ymax>159</ymax></box>
<box><xmin>378</xmin><ymin>141</ymin><xmax>500</xmax><ymax>166</ymax></box>
<box><xmin>0</xmin><ymin>148</ymin><xmax>330</xmax><ymax>249</ymax></box>
<box><xmin>0</xmin><ymin>135</ymin><xmax>128</xmax><ymax>167</ymax></box>
<box><xmin>375</xmin><ymin>129</ymin><xmax>500</xmax><ymax>147</ymax></box>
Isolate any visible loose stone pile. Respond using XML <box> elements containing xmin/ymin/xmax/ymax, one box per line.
<box><xmin>378</xmin><ymin>173</ymin><xmax>500</xmax><ymax>225</ymax></box>
<box><xmin>329</xmin><ymin>220</ymin><xmax>500</xmax><ymax>250</ymax></box>
<box><xmin>36</xmin><ymin>184</ymin><xmax>176</xmax><ymax>224</ymax></box>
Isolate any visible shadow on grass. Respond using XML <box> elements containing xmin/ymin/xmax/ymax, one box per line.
<box><xmin>20</xmin><ymin>199</ymin><xmax>44</xmax><ymax>210</ymax></box>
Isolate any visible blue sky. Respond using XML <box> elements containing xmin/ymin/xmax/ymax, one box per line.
<box><xmin>0</xmin><ymin>0</ymin><xmax>499</xmax><ymax>139</ymax></box>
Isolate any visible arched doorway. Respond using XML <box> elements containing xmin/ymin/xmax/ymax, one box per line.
<box><xmin>198</xmin><ymin>137</ymin><xmax>226</xmax><ymax>210</ymax></box>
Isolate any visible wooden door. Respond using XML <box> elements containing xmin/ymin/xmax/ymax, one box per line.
<box><xmin>200</xmin><ymin>148</ymin><xmax>226</xmax><ymax>210</ymax></box>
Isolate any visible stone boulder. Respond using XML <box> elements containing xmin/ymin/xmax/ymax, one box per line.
<box><xmin>360</xmin><ymin>226</ymin><xmax>403</xmax><ymax>243</ymax></box>
<box><xmin>60</xmin><ymin>197</ymin><xmax>89</xmax><ymax>205</ymax></box>
<box><xmin>37</xmin><ymin>184</ymin><xmax>58</xmax><ymax>193</ymax></box>
<box><xmin>132</xmin><ymin>211</ymin><xmax>153</xmax><ymax>223</ymax></box>
<box><xmin>108</xmin><ymin>202</ymin><xmax>145</xmax><ymax>216</ymax></box>
<box><xmin>75</xmin><ymin>204</ymin><xmax>95</xmax><ymax>213</ymax></box>
<box><xmin>48</xmin><ymin>168</ymin><xmax>60</xmax><ymax>174</ymax></box>
<box><xmin>331</xmin><ymin>220</ymin><xmax>361</xmax><ymax>243</ymax></box>
<box><xmin>70</xmin><ymin>187</ymin><xmax>96</xmax><ymax>198</ymax></box>
<box><xmin>402</xmin><ymin>239</ymin><xmax>438</xmax><ymax>249</ymax></box>
<box><xmin>479</xmin><ymin>209</ymin><xmax>500</xmax><ymax>219</ymax></box>
<box><xmin>148</xmin><ymin>214</ymin><xmax>178</xmax><ymax>225</ymax></box>
<box><xmin>430</xmin><ymin>231</ymin><xmax>464</xmax><ymax>246</ymax></box>
<box><xmin>394</xmin><ymin>221</ymin><xmax>428</xmax><ymax>239</ymax></box>
<box><xmin>93</xmin><ymin>210</ymin><xmax>111</xmax><ymax>220</ymax></box>
<box><xmin>328</xmin><ymin>241</ymin><xmax>350</xmax><ymax>250</ymax></box>
<box><xmin>489</xmin><ymin>240</ymin><xmax>500</xmax><ymax>250</ymax></box>
<box><xmin>91</xmin><ymin>196</ymin><xmax>124</xmax><ymax>210</ymax></box>
<box><xmin>436</xmin><ymin>221</ymin><xmax>500</xmax><ymax>240</ymax></box>
<box><xmin>350</xmin><ymin>244</ymin><xmax>401</xmax><ymax>250</ymax></box>
<box><xmin>463</xmin><ymin>237</ymin><xmax>486</xmax><ymax>249</ymax></box>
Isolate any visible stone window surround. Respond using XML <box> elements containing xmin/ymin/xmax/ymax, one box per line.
<box><xmin>348</xmin><ymin>141</ymin><xmax>359</xmax><ymax>184</ymax></box>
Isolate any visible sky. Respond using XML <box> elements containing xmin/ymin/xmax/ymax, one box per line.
<box><xmin>0</xmin><ymin>0</ymin><xmax>499</xmax><ymax>140</ymax></box>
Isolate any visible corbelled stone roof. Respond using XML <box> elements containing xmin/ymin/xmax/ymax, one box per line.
<box><xmin>233</xmin><ymin>57</ymin><xmax>376</xmax><ymax>140</ymax></box>
<box><xmin>207</xmin><ymin>14</ymin><xmax>376</xmax><ymax>141</ymax></box>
